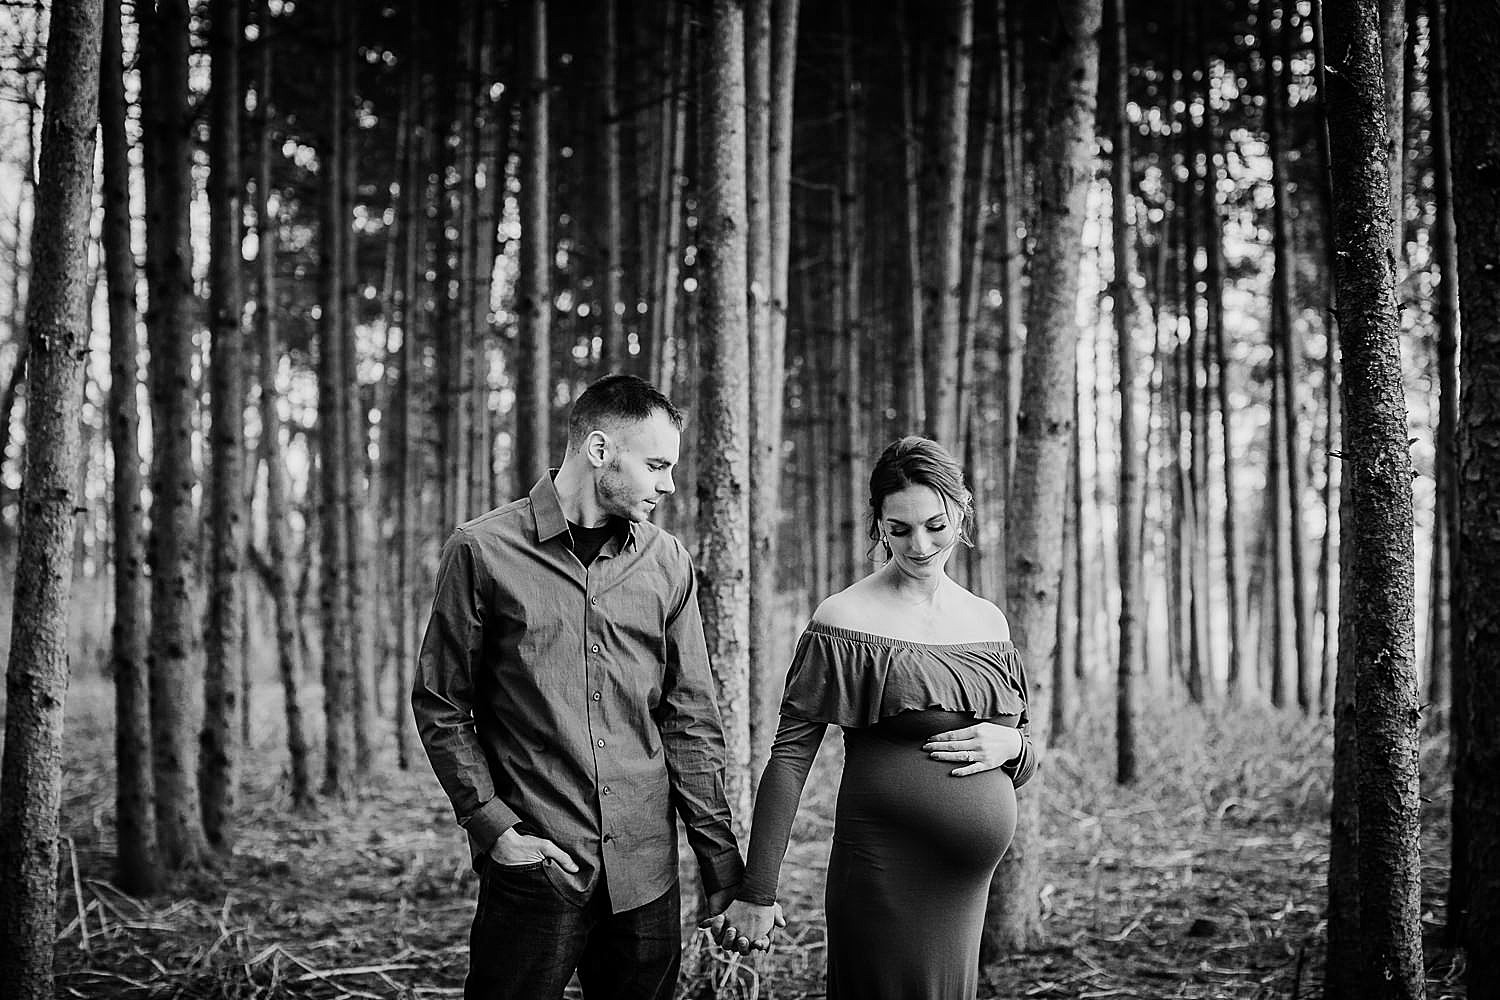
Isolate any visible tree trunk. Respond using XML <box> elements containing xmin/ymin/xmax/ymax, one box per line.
<box><xmin>1425</xmin><ymin>0</ymin><xmax>1458</xmax><ymax>740</ymax></box>
<box><xmin>839</xmin><ymin>0</ymin><xmax>865</xmax><ymax>587</ymax></box>
<box><xmin>1379</xmin><ymin>0</ymin><xmax>1405</xmax><ymax>256</ymax></box>
<box><xmin>982</xmin><ymin>0</ymin><xmax>1101</xmax><ymax>957</ymax></box>
<box><xmin>393</xmin><ymin>9</ymin><xmax>425</xmax><ymax>772</ymax></box>
<box><xmin>140</xmin><ymin>0</ymin><xmax>210</xmax><ymax>869</ymax></box>
<box><xmin>201</xmin><ymin>0</ymin><xmax>247</xmax><ymax>850</ymax></box>
<box><xmin>1325</xmin><ymin>2</ymin><xmax>1424</xmax><ymax>995</ymax></box>
<box><xmin>0</xmin><ymin>1</ymin><xmax>103</xmax><ymax>994</ymax></box>
<box><xmin>746</xmin><ymin>0</ymin><xmax>779</xmax><ymax>780</ymax></box>
<box><xmin>1448</xmin><ymin>0</ymin><xmax>1500</xmax><ymax>984</ymax></box>
<box><xmin>318</xmin><ymin>0</ymin><xmax>356</xmax><ymax>798</ymax></box>
<box><xmin>515</xmin><ymin>0</ymin><xmax>552</xmax><ymax>491</ymax></box>
<box><xmin>1108</xmin><ymin>0</ymin><xmax>1140</xmax><ymax>784</ymax></box>
<box><xmin>254</xmin><ymin>10</ymin><xmax>313</xmax><ymax>809</ymax></box>
<box><xmin>601</xmin><ymin>0</ymin><xmax>625</xmax><ymax>371</ymax></box>
<box><xmin>1265</xmin><ymin>4</ymin><xmax>1312</xmax><ymax>712</ymax></box>
<box><xmin>928</xmin><ymin>0</ymin><xmax>973</xmax><ymax>448</ymax></box>
<box><xmin>897</xmin><ymin>2</ymin><xmax>926</xmax><ymax>432</ymax></box>
<box><xmin>696</xmin><ymin>0</ymin><xmax>754</xmax><ymax>839</ymax></box>
<box><xmin>101</xmin><ymin>0</ymin><xmax>160</xmax><ymax>896</ymax></box>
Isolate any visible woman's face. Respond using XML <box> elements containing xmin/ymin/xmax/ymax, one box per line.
<box><xmin>878</xmin><ymin>483</ymin><xmax>960</xmax><ymax>579</ymax></box>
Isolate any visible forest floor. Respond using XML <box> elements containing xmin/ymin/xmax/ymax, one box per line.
<box><xmin>43</xmin><ymin>679</ymin><xmax>1466</xmax><ymax>1000</ymax></box>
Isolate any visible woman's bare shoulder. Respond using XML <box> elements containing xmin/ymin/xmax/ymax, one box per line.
<box><xmin>810</xmin><ymin>578</ymin><xmax>881</xmax><ymax>631</ymax></box>
<box><xmin>959</xmin><ymin>588</ymin><xmax>1012</xmax><ymax>641</ymax></box>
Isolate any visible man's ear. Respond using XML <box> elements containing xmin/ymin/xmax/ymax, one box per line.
<box><xmin>585</xmin><ymin>430</ymin><xmax>610</xmax><ymax>467</ymax></box>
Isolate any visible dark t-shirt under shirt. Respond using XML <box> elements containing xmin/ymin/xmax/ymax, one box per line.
<box><xmin>567</xmin><ymin>518</ymin><xmax>622</xmax><ymax>567</ymax></box>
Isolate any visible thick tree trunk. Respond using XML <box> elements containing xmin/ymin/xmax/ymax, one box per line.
<box><xmin>1448</xmin><ymin>0</ymin><xmax>1500</xmax><ymax>985</ymax></box>
<box><xmin>101</xmin><ymin>0</ymin><xmax>160</xmax><ymax>895</ymax></box>
<box><xmin>696</xmin><ymin>0</ymin><xmax>754</xmax><ymax>838</ymax></box>
<box><xmin>0</xmin><ymin>1</ymin><xmax>103</xmax><ymax>994</ymax></box>
<box><xmin>1324</xmin><ymin>2</ymin><xmax>1424</xmax><ymax>996</ymax></box>
<box><xmin>254</xmin><ymin>14</ymin><xmax>313</xmax><ymax>809</ymax></box>
<box><xmin>928</xmin><ymin>0</ymin><xmax>973</xmax><ymax>448</ymax></box>
<box><xmin>515</xmin><ymin>0</ymin><xmax>552</xmax><ymax>490</ymax></box>
<box><xmin>982</xmin><ymin>0</ymin><xmax>1101</xmax><ymax>957</ymax></box>
<box><xmin>1108</xmin><ymin>0</ymin><xmax>1140</xmax><ymax>785</ymax></box>
<box><xmin>139</xmin><ymin>0</ymin><xmax>210</xmax><ymax>869</ymax></box>
<box><xmin>202</xmin><ymin>0</ymin><xmax>247</xmax><ymax>849</ymax></box>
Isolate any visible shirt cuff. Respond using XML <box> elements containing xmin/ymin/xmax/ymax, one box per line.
<box><xmin>697</xmin><ymin>847</ymin><xmax>746</xmax><ymax>899</ymax></box>
<box><xmin>460</xmin><ymin>796</ymin><xmax>521</xmax><ymax>857</ymax></box>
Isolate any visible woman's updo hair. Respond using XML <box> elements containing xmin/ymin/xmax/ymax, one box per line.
<box><xmin>866</xmin><ymin>436</ymin><xmax>975</xmax><ymax>552</ymax></box>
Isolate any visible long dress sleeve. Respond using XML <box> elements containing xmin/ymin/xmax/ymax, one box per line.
<box><xmin>736</xmin><ymin>714</ymin><xmax>827</xmax><ymax>906</ymax></box>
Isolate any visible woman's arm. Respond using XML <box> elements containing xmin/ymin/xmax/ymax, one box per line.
<box><xmin>737</xmin><ymin>715</ymin><xmax>827</xmax><ymax>904</ymax></box>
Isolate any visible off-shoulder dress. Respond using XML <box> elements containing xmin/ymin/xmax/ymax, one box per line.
<box><xmin>738</xmin><ymin>621</ymin><xmax>1038</xmax><ymax>1000</ymax></box>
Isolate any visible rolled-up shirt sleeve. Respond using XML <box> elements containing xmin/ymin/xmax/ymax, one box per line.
<box><xmin>655</xmin><ymin>556</ymin><xmax>745</xmax><ymax>897</ymax></box>
<box><xmin>411</xmin><ymin>530</ymin><xmax>519</xmax><ymax>853</ymax></box>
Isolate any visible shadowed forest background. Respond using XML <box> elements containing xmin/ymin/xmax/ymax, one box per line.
<box><xmin>0</xmin><ymin>0</ymin><xmax>1497</xmax><ymax>998</ymax></box>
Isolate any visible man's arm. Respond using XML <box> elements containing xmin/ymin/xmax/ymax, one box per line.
<box><xmin>655</xmin><ymin>553</ymin><xmax>745</xmax><ymax>904</ymax></box>
<box><xmin>410</xmin><ymin>530</ymin><xmax>519</xmax><ymax>854</ymax></box>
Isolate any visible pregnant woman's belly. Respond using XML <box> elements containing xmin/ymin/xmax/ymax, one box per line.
<box><xmin>835</xmin><ymin>710</ymin><xmax>1018</xmax><ymax>871</ymax></box>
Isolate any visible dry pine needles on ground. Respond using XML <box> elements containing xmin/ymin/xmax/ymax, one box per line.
<box><xmin>48</xmin><ymin>683</ymin><xmax>1464</xmax><ymax>999</ymax></box>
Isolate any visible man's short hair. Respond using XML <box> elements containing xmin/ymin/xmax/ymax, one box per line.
<box><xmin>568</xmin><ymin>374</ymin><xmax>684</xmax><ymax>450</ymax></box>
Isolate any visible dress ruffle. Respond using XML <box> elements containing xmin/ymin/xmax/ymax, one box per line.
<box><xmin>779</xmin><ymin>621</ymin><xmax>1028</xmax><ymax>727</ymax></box>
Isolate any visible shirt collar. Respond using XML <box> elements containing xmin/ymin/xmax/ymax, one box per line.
<box><xmin>529</xmin><ymin>470</ymin><xmax>639</xmax><ymax>552</ymax></box>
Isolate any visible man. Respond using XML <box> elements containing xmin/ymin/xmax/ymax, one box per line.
<box><xmin>412</xmin><ymin>374</ymin><xmax>748</xmax><ymax>999</ymax></box>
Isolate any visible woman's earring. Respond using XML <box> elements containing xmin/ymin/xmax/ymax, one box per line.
<box><xmin>880</xmin><ymin>536</ymin><xmax>891</xmax><ymax>559</ymax></box>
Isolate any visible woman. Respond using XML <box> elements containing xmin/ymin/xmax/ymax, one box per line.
<box><xmin>715</xmin><ymin>436</ymin><xmax>1038</xmax><ymax>998</ymax></box>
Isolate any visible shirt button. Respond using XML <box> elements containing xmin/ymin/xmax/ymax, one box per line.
<box><xmin>602</xmin><ymin>786</ymin><xmax>612</xmax><ymax>795</ymax></box>
<box><xmin>596</xmin><ymin>738</ymin><xmax>606</xmax><ymax>748</ymax></box>
<box><xmin>590</xmin><ymin>597</ymin><xmax>597</xmax><ymax>606</ymax></box>
<box><xmin>591</xmin><ymin>643</ymin><xmax>600</xmax><ymax>653</ymax></box>
<box><xmin>592</xmin><ymin>691</ymin><xmax>602</xmax><ymax>702</ymax></box>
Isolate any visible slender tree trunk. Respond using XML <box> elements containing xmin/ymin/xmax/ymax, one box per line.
<box><xmin>995</xmin><ymin>0</ymin><xmax>1021</xmax><ymax>548</ymax></box>
<box><xmin>515</xmin><ymin>0</ymin><xmax>551</xmax><ymax>489</ymax></box>
<box><xmin>897</xmin><ymin>2</ymin><xmax>926</xmax><ymax>432</ymax></box>
<box><xmin>983</xmin><ymin>0</ymin><xmax>1101</xmax><ymax>956</ymax></box>
<box><xmin>601</xmin><ymin>0</ymin><xmax>625</xmax><ymax>370</ymax></box>
<box><xmin>696</xmin><ymin>0</ymin><xmax>753</xmax><ymax>838</ymax></box>
<box><xmin>1109</xmin><ymin>0</ymin><xmax>1140</xmax><ymax>784</ymax></box>
<box><xmin>140</xmin><ymin>0</ymin><xmax>210</xmax><ymax>869</ymax></box>
<box><xmin>1425</xmin><ymin>0</ymin><xmax>1458</xmax><ymax>738</ymax></box>
<box><xmin>100</xmin><ymin>0</ymin><xmax>160</xmax><ymax>897</ymax></box>
<box><xmin>318</xmin><ymin>0</ymin><xmax>356</xmax><ymax>797</ymax></box>
<box><xmin>1052</xmin><ymin>361</ymin><xmax>1081</xmax><ymax>740</ymax></box>
<box><xmin>1379</xmin><ymin>0</ymin><xmax>1405</xmax><ymax>256</ymax></box>
<box><xmin>1449</xmin><ymin>0</ymin><xmax>1500</xmax><ymax>982</ymax></box>
<box><xmin>928</xmin><ymin>0</ymin><xmax>973</xmax><ymax>447</ymax></box>
<box><xmin>1325</xmin><ymin>2</ymin><xmax>1424</xmax><ymax>995</ymax></box>
<box><xmin>839</xmin><ymin>0</ymin><xmax>865</xmax><ymax>586</ymax></box>
<box><xmin>393</xmin><ymin>9</ymin><xmax>425</xmax><ymax>772</ymax></box>
<box><xmin>202</xmin><ymin>0</ymin><xmax>247</xmax><ymax>849</ymax></box>
<box><xmin>1266</xmin><ymin>4</ymin><xmax>1313</xmax><ymax>712</ymax></box>
<box><xmin>254</xmin><ymin>12</ymin><xmax>312</xmax><ymax>809</ymax></box>
<box><xmin>468</xmin><ymin>1</ymin><xmax>499</xmax><ymax>515</ymax></box>
<box><xmin>746</xmin><ymin>0</ymin><xmax>779</xmax><ymax>780</ymax></box>
<box><xmin>0</xmin><ymin>1</ymin><xmax>103</xmax><ymax>993</ymax></box>
<box><xmin>650</xmin><ymin>8</ymin><xmax>692</xmax><ymax>396</ymax></box>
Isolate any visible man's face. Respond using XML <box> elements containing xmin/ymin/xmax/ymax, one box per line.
<box><xmin>594</xmin><ymin>410</ymin><xmax>681</xmax><ymax>522</ymax></box>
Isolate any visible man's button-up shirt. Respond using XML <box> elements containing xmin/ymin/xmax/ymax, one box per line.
<box><xmin>412</xmin><ymin>473</ymin><xmax>744</xmax><ymax>913</ymax></box>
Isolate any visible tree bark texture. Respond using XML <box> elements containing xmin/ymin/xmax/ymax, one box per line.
<box><xmin>1109</xmin><ymin>0</ymin><xmax>1140</xmax><ymax>786</ymax></box>
<box><xmin>0</xmin><ymin>1</ymin><xmax>103</xmax><ymax>995</ymax></box>
<box><xmin>202</xmin><ymin>0</ymin><xmax>247</xmax><ymax>849</ymax></box>
<box><xmin>983</xmin><ymin>0</ymin><xmax>1101</xmax><ymax>957</ymax></box>
<box><xmin>1324</xmin><ymin>1</ymin><xmax>1424</xmax><ymax>996</ymax></box>
<box><xmin>1448</xmin><ymin>0</ymin><xmax>1500</xmax><ymax>986</ymax></box>
<box><xmin>139</xmin><ymin>0</ymin><xmax>210</xmax><ymax>870</ymax></box>
<box><xmin>515</xmin><ymin>0</ymin><xmax>552</xmax><ymax>492</ymax></box>
<box><xmin>696</xmin><ymin>0</ymin><xmax>754</xmax><ymax>839</ymax></box>
<box><xmin>101</xmin><ymin>0</ymin><xmax>160</xmax><ymax>895</ymax></box>
<box><xmin>928</xmin><ymin>0</ymin><xmax>973</xmax><ymax>448</ymax></box>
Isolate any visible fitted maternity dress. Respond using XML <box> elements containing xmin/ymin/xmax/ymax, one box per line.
<box><xmin>738</xmin><ymin>621</ymin><xmax>1038</xmax><ymax>1000</ymax></box>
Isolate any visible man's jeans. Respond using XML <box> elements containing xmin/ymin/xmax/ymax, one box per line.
<box><xmin>465</xmin><ymin>859</ymin><xmax>681</xmax><ymax>1000</ymax></box>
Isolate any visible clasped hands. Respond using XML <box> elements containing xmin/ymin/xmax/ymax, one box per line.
<box><xmin>700</xmin><ymin>895</ymin><xmax>786</xmax><ymax>955</ymax></box>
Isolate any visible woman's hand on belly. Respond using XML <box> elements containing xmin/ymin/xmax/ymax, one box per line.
<box><xmin>922</xmin><ymin>722</ymin><xmax>1022</xmax><ymax>777</ymax></box>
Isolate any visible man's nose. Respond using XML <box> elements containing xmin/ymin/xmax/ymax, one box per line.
<box><xmin>658</xmin><ymin>474</ymin><xmax>675</xmax><ymax>495</ymax></box>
